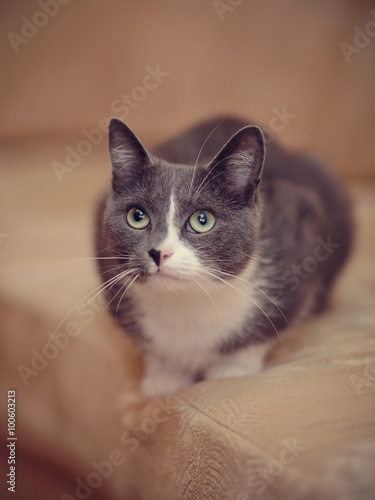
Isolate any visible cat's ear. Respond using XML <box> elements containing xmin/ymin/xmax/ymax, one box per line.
<box><xmin>108</xmin><ymin>118</ymin><xmax>151</xmax><ymax>192</ymax></box>
<box><xmin>207</xmin><ymin>125</ymin><xmax>265</xmax><ymax>200</ymax></box>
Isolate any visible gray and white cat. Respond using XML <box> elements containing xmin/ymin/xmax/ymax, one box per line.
<box><xmin>95</xmin><ymin>116</ymin><xmax>352</xmax><ymax>398</ymax></box>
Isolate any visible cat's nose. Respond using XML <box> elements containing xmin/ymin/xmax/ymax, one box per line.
<box><xmin>148</xmin><ymin>248</ymin><xmax>174</xmax><ymax>267</ymax></box>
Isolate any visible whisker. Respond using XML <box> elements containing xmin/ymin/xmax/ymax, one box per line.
<box><xmin>96</xmin><ymin>269</ymin><xmax>139</xmax><ymax>317</ymax></box>
<box><xmin>199</xmin><ymin>272</ymin><xmax>220</xmax><ymax>291</ymax></box>
<box><xmin>115</xmin><ymin>275</ymin><xmax>138</xmax><ymax>316</ymax></box>
<box><xmin>203</xmin><ymin>268</ymin><xmax>285</xmax><ymax>348</ymax></box>
<box><xmin>212</xmin><ymin>268</ymin><xmax>291</xmax><ymax>330</ymax></box>
<box><xmin>191</xmin><ymin>277</ymin><xmax>221</xmax><ymax>320</ymax></box>
<box><xmin>107</xmin><ymin>275</ymin><xmax>133</xmax><ymax>316</ymax></box>
<box><xmin>100</xmin><ymin>262</ymin><xmax>131</xmax><ymax>275</ymax></box>
<box><xmin>101</xmin><ymin>266</ymin><xmax>125</xmax><ymax>276</ymax></box>
<box><xmin>83</xmin><ymin>269</ymin><xmax>134</xmax><ymax>309</ymax></box>
<box><xmin>193</xmin><ymin>153</ymin><xmax>237</xmax><ymax>200</ymax></box>
<box><xmin>65</xmin><ymin>256</ymin><xmax>131</xmax><ymax>263</ymax></box>
<box><xmin>44</xmin><ymin>269</ymin><xmax>133</xmax><ymax>352</ymax></box>
<box><xmin>188</xmin><ymin>120</ymin><xmax>224</xmax><ymax>197</ymax></box>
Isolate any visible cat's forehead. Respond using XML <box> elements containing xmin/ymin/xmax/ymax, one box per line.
<box><xmin>142</xmin><ymin>160</ymin><xmax>208</xmax><ymax>201</ymax></box>
<box><xmin>116</xmin><ymin>159</ymin><xmax>216</xmax><ymax>211</ymax></box>
<box><xmin>151</xmin><ymin>158</ymin><xmax>197</xmax><ymax>186</ymax></box>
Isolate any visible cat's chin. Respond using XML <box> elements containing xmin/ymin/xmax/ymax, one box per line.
<box><xmin>146</xmin><ymin>270</ymin><xmax>193</xmax><ymax>291</ymax></box>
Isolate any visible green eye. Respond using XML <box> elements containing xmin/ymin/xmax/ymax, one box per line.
<box><xmin>188</xmin><ymin>210</ymin><xmax>215</xmax><ymax>233</ymax></box>
<box><xmin>126</xmin><ymin>208</ymin><xmax>150</xmax><ymax>229</ymax></box>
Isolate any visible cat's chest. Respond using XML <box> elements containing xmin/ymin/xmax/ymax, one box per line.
<box><xmin>129</xmin><ymin>278</ymin><xmax>256</xmax><ymax>356</ymax></box>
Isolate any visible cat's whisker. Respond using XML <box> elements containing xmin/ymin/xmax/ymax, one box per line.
<box><xmin>83</xmin><ymin>269</ymin><xmax>134</xmax><ymax>309</ymax></box>
<box><xmin>199</xmin><ymin>272</ymin><xmax>220</xmax><ymax>291</ymax></box>
<box><xmin>97</xmin><ymin>269</ymin><xmax>140</xmax><ymax>316</ymax></box>
<box><xmin>101</xmin><ymin>265</ymin><xmax>126</xmax><ymax>276</ymax></box>
<box><xmin>211</xmin><ymin>268</ymin><xmax>291</xmax><ymax>330</ymax></box>
<box><xmin>190</xmin><ymin>276</ymin><xmax>221</xmax><ymax>320</ymax></box>
<box><xmin>203</xmin><ymin>267</ymin><xmax>285</xmax><ymax>348</ymax></box>
<box><xmin>100</xmin><ymin>261</ymin><xmax>134</xmax><ymax>275</ymax></box>
<box><xmin>44</xmin><ymin>269</ymin><xmax>133</xmax><ymax>351</ymax></box>
<box><xmin>65</xmin><ymin>256</ymin><xmax>131</xmax><ymax>263</ymax></box>
<box><xmin>101</xmin><ymin>277</ymin><xmax>131</xmax><ymax>316</ymax></box>
<box><xmin>193</xmin><ymin>171</ymin><xmax>226</xmax><ymax>201</ymax></box>
<box><xmin>193</xmin><ymin>153</ymin><xmax>238</xmax><ymax>200</ymax></box>
<box><xmin>188</xmin><ymin>120</ymin><xmax>224</xmax><ymax>198</ymax></box>
<box><xmin>108</xmin><ymin>275</ymin><xmax>133</xmax><ymax>316</ymax></box>
<box><xmin>115</xmin><ymin>274</ymin><xmax>139</xmax><ymax>316</ymax></box>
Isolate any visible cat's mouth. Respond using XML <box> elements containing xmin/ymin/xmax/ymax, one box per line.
<box><xmin>146</xmin><ymin>267</ymin><xmax>192</xmax><ymax>286</ymax></box>
<box><xmin>154</xmin><ymin>269</ymin><xmax>184</xmax><ymax>280</ymax></box>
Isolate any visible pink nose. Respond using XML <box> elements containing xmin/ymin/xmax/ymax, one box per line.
<box><xmin>159</xmin><ymin>250</ymin><xmax>174</xmax><ymax>265</ymax></box>
<box><xmin>148</xmin><ymin>248</ymin><xmax>174</xmax><ymax>267</ymax></box>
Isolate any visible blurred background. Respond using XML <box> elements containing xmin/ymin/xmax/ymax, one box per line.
<box><xmin>1</xmin><ymin>1</ymin><xmax>375</xmax><ymax>498</ymax></box>
<box><xmin>1</xmin><ymin>0</ymin><xmax>375</xmax><ymax>174</ymax></box>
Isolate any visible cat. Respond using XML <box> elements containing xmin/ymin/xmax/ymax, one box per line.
<box><xmin>95</xmin><ymin>116</ymin><xmax>353</xmax><ymax>398</ymax></box>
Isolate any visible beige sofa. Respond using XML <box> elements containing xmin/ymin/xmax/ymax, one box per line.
<box><xmin>1</xmin><ymin>2</ymin><xmax>375</xmax><ymax>497</ymax></box>
<box><xmin>1</xmin><ymin>145</ymin><xmax>374</xmax><ymax>499</ymax></box>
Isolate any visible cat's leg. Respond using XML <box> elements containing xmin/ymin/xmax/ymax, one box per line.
<box><xmin>140</xmin><ymin>353</ymin><xmax>193</xmax><ymax>399</ymax></box>
<box><xmin>204</xmin><ymin>341</ymin><xmax>272</xmax><ymax>381</ymax></box>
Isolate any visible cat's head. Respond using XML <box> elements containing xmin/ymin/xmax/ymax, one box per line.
<box><xmin>101</xmin><ymin>118</ymin><xmax>265</xmax><ymax>291</ymax></box>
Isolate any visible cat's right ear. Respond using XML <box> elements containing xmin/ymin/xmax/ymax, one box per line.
<box><xmin>206</xmin><ymin>125</ymin><xmax>265</xmax><ymax>202</ymax></box>
<box><xmin>108</xmin><ymin>118</ymin><xmax>150</xmax><ymax>192</ymax></box>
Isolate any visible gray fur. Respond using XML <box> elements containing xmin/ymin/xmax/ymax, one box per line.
<box><xmin>95</xmin><ymin>116</ymin><xmax>353</xmax><ymax>395</ymax></box>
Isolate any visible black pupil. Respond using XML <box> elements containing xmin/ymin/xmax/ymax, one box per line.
<box><xmin>198</xmin><ymin>212</ymin><xmax>207</xmax><ymax>225</ymax></box>
<box><xmin>134</xmin><ymin>209</ymin><xmax>145</xmax><ymax>222</ymax></box>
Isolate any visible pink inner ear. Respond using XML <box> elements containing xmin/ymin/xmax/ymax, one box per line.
<box><xmin>232</xmin><ymin>166</ymin><xmax>252</xmax><ymax>188</ymax></box>
<box><xmin>227</xmin><ymin>151</ymin><xmax>254</xmax><ymax>188</ymax></box>
<box><xmin>111</xmin><ymin>146</ymin><xmax>137</xmax><ymax>171</ymax></box>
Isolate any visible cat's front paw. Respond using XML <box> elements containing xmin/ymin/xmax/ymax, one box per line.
<box><xmin>205</xmin><ymin>362</ymin><xmax>263</xmax><ymax>381</ymax></box>
<box><xmin>140</xmin><ymin>373</ymin><xmax>192</xmax><ymax>399</ymax></box>
<box><xmin>205</xmin><ymin>343</ymin><xmax>269</xmax><ymax>381</ymax></box>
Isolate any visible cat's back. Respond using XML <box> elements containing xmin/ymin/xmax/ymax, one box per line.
<box><xmin>154</xmin><ymin>116</ymin><xmax>351</xmax><ymax>228</ymax></box>
<box><xmin>152</xmin><ymin>116</ymin><xmax>250</xmax><ymax>165</ymax></box>
<box><xmin>154</xmin><ymin>116</ymin><xmax>353</xmax><ymax>284</ymax></box>
<box><xmin>154</xmin><ymin>117</ymin><xmax>342</xmax><ymax>198</ymax></box>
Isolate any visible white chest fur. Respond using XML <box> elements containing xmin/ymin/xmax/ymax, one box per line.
<box><xmin>127</xmin><ymin>191</ymin><xmax>260</xmax><ymax>376</ymax></box>
<box><xmin>130</xmin><ymin>270</ymin><xmax>256</xmax><ymax>372</ymax></box>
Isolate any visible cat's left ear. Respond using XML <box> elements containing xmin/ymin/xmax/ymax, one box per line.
<box><xmin>108</xmin><ymin>118</ymin><xmax>151</xmax><ymax>192</ymax></box>
<box><xmin>207</xmin><ymin>125</ymin><xmax>265</xmax><ymax>200</ymax></box>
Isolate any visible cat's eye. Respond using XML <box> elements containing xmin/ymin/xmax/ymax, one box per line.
<box><xmin>188</xmin><ymin>210</ymin><xmax>215</xmax><ymax>233</ymax></box>
<box><xmin>126</xmin><ymin>207</ymin><xmax>150</xmax><ymax>229</ymax></box>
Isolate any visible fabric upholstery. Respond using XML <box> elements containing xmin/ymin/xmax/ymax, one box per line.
<box><xmin>0</xmin><ymin>148</ymin><xmax>374</xmax><ymax>499</ymax></box>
